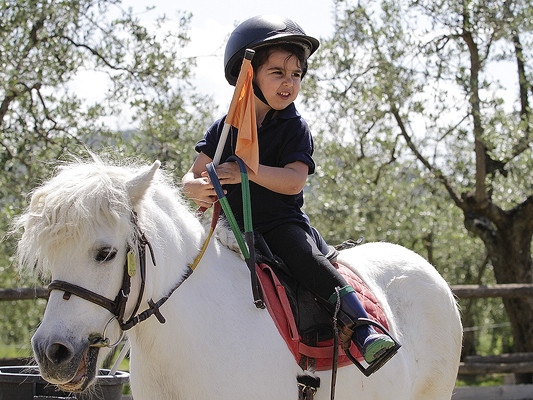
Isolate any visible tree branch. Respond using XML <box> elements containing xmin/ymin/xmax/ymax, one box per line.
<box><xmin>389</xmin><ymin>104</ymin><xmax>463</xmax><ymax>208</ymax></box>
<box><xmin>0</xmin><ymin>91</ymin><xmax>17</xmax><ymax>128</ymax></box>
<box><xmin>510</xmin><ymin>31</ymin><xmax>531</xmax><ymax>156</ymax></box>
<box><xmin>372</xmin><ymin>134</ymin><xmax>400</xmax><ymax>184</ymax></box>
<box><xmin>514</xmin><ymin>195</ymin><xmax>533</xmax><ymax>232</ymax></box>
<box><xmin>2</xmin><ymin>15</ymin><xmax>47</xmax><ymax>127</ymax></box>
<box><xmin>461</xmin><ymin>11</ymin><xmax>488</xmax><ymax>205</ymax></box>
<box><xmin>55</xmin><ymin>35</ymin><xmax>135</xmax><ymax>74</ymax></box>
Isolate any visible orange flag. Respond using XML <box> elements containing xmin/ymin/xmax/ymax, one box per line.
<box><xmin>225</xmin><ymin>58</ymin><xmax>259</xmax><ymax>174</ymax></box>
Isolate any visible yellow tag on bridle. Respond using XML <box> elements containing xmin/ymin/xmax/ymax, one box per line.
<box><xmin>127</xmin><ymin>250</ymin><xmax>137</xmax><ymax>277</ymax></box>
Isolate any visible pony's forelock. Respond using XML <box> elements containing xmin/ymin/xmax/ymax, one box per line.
<box><xmin>13</xmin><ymin>158</ymin><xmax>172</xmax><ymax>275</ymax></box>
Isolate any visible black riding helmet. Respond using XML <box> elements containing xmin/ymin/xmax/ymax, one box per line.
<box><xmin>224</xmin><ymin>15</ymin><xmax>320</xmax><ymax>86</ymax></box>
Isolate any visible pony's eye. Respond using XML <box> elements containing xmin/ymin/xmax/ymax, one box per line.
<box><xmin>95</xmin><ymin>247</ymin><xmax>118</xmax><ymax>263</ymax></box>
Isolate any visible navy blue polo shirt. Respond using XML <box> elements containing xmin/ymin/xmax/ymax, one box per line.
<box><xmin>195</xmin><ymin>103</ymin><xmax>315</xmax><ymax>234</ymax></box>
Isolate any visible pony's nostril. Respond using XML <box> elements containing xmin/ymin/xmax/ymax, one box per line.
<box><xmin>46</xmin><ymin>342</ymin><xmax>73</xmax><ymax>365</ymax></box>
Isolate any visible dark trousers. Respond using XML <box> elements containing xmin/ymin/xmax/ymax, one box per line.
<box><xmin>262</xmin><ymin>223</ymin><xmax>348</xmax><ymax>301</ymax></box>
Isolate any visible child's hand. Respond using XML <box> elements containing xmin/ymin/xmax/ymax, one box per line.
<box><xmin>181</xmin><ymin>153</ymin><xmax>236</xmax><ymax>208</ymax></box>
<box><xmin>182</xmin><ymin>174</ymin><xmax>218</xmax><ymax>209</ymax></box>
<box><xmin>213</xmin><ymin>161</ymin><xmax>242</xmax><ymax>185</ymax></box>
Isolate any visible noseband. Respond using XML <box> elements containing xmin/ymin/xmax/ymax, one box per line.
<box><xmin>47</xmin><ymin>212</ymin><xmax>169</xmax><ymax>347</ymax></box>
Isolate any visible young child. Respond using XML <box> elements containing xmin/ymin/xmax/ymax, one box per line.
<box><xmin>182</xmin><ymin>15</ymin><xmax>397</xmax><ymax>367</ymax></box>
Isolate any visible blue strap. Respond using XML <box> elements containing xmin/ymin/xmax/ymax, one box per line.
<box><xmin>206</xmin><ymin>162</ymin><xmax>249</xmax><ymax>259</ymax></box>
<box><xmin>226</xmin><ymin>155</ymin><xmax>253</xmax><ymax>233</ymax></box>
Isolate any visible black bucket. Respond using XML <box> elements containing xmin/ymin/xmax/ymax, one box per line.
<box><xmin>0</xmin><ymin>366</ymin><xmax>129</xmax><ymax>400</ymax></box>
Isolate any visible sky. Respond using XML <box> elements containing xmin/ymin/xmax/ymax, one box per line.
<box><xmin>71</xmin><ymin>1</ymin><xmax>519</xmax><ymax>130</ymax></box>
<box><xmin>150</xmin><ymin>0</ymin><xmax>336</xmax><ymax>111</ymax></box>
<box><xmin>72</xmin><ymin>0</ymin><xmax>337</xmax><ymax>125</ymax></box>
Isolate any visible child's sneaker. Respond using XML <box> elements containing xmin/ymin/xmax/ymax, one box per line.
<box><xmin>361</xmin><ymin>333</ymin><xmax>396</xmax><ymax>364</ymax></box>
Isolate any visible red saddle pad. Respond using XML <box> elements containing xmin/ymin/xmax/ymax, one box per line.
<box><xmin>256</xmin><ymin>262</ymin><xmax>390</xmax><ymax>371</ymax></box>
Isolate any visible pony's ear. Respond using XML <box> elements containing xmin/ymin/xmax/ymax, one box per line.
<box><xmin>126</xmin><ymin>161</ymin><xmax>161</xmax><ymax>207</ymax></box>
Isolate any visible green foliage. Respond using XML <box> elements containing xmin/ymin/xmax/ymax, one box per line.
<box><xmin>303</xmin><ymin>0</ymin><xmax>532</xmax><ymax>358</ymax></box>
<box><xmin>0</xmin><ymin>0</ymin><xmax>216</xmax><ymax>348</ymax></box>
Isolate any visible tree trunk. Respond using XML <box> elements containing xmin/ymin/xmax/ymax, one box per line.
<box><xmin>463</xmin><ymin>194</ymin><xmax>533</xmax><ymax>383</ymax></box>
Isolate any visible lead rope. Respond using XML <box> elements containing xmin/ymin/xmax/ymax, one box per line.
<box><xmin>190</xmin><ymin>201</ymin><xmax>221</xmax><ymax>271</ymax></box>
<box><xmin>330</xmin><ymin>286</ymin><xmax>341</xmax><ymax>400</ymax></box>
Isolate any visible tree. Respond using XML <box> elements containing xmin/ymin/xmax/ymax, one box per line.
<box><xmin>305</xmin><ymin>0</ymin><xmax>532</xmax><ymax>381</ymax></box>
<box><xmin>1</xmin><ymin>0</ymin><xmax>215</xmax><ymax>348</ymax></box>
<box><xmin>304</xmin><ymin>136</ymin><xmax>511</xmax><ymax>360</ymax></box>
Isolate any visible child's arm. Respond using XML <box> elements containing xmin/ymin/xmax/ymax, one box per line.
<box><xmin>183</xmin><ymin>152</ymin><xmax>309</xmax><ymax>207</ymax></box>
<box><xmin>214</xmin><ymin>160</ymin><xmax>309</xmax><ymax>195</ymax></box>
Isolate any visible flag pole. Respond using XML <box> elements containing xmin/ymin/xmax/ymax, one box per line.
<box><xmin>213</xmin><ymin>49</ymin><xmax>255</xmax><ymax>166</ymax></box>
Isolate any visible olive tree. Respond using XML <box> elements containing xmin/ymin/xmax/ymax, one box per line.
<box><xmin>1</xmin><ymin>0</ymin><xmax>215</xmax><ymax>347</ymax></box>
<box><xmin>305</xmin><ymin>0</ymin><xmax>532</xmax><ymax>381</ymax></box>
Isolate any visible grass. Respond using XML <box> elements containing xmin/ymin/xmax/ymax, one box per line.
<box><xmin>105</xmin><ymin>343</ymin><xmax>131</xmax><ymax>372</ymax></box>
<box><xmin>456</xmin><ymin>375</ymin><xmax>505</xmax><ymax>387</ymax></box>
<box><xmin>0</xmin><ymin>343</ymin><xmax>33</xmax><ymax>360</ymax></box>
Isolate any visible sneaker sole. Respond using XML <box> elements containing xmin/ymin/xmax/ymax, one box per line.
<box><xmin>364</xmin><ymin>338</ymin><xmax>396</xmax><ymax>364</ymax></box>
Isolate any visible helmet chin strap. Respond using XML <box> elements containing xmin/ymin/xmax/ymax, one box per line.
<box><xmin>253</xmin><ymin>81</ymin><xmax>270</xmax><ymax>107</ymax></box>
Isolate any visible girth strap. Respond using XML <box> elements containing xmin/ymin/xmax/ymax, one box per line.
<box><xmin>297</xmin><ymin>375</ymin><xmax>320</xmax><ymax>400</ymax></box>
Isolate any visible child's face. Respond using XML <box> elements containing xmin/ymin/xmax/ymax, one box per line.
<box><xmin>254</xmin><ymin>49</ymin><xmax>302</xmax><ymax>110</ymax></box>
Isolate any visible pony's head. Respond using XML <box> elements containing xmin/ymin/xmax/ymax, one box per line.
<box><xmin>13</xmin><ymin>158</ymin><xmax>163</xmax><ymax>391</ymax></box>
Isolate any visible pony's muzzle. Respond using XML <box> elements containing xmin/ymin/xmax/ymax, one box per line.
<box><xmin>31</xmin><ymin>336</ymin><xmax>80</xmax><ymax>383</ymax></box>
<box><xmin>45</xmin><ymin>341</ymin><xmax>75</xmax><ymax>366</ymax></box>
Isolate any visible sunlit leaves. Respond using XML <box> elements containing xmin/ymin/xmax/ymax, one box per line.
<box><xmin>0</xmin><ymin>0</ymin><xmax>216</xmax><ymax>348</ymax></box>
<box><xmin>304</xmin><ymin>0</ymin><xmax>532</xmax><ymax>357</ymax></box>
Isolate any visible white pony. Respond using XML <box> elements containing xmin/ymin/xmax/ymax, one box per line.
<box><xmin>15</xmin><ymin>159</ymin><xmax>462</xmax><ymax>400</ymax></box>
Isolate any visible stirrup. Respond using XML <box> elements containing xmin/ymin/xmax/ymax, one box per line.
<box><xmin>344</xmin><ymin>318</ymin><xmax>401</xmax><ymax>377</ymax></box>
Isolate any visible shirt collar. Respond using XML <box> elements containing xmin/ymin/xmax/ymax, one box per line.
<box><xmin>277</xmin><ymin>102</ymin><xmax>300</xmax><ymax>119</ymax></box>
<box><xmin>263</xmin><ymin>103</ymin><xmax>300</xmax><ymax>126</ymax></box>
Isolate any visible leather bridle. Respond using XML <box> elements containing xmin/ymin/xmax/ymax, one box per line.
<box><xmin>47</xmin><ymin>211</ymin><xmax>165</xmax><ymax>347</ymax></box>
<box><xmin>47</xmin><ymin>196</ymin><xmax>221</xmax><ymax>348</ymax></box>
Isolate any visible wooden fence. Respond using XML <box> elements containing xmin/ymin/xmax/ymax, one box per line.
<box><xmin>452</xmin><ymin>284</ymin><xmax>533</xmax><ymax>399</ymax></box>
<box><xmin>4</xmin><ymin>283</ymin><xmax>533</xmax><ymax>375</ymax></box>
<box><xmin>451</xmin><ymin>283</ymin><xmax>533</xmax><ymax>299</ymax></box>
<box><xmin>451</xmin><ymin>283</ymin><xmax>533</xmax><ymax>377</ymax></box>
<box><xmin>5</xmin><ymin>282</ymin><xmax>533</xmax><ymax>300</ymax></box>
<box><xmin>0</xmin><ymin>287</ymin><xmax>48</xmax><ymax>301</ymax></box>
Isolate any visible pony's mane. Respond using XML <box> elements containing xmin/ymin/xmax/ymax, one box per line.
<box><xmin>12</xmin><ymin>157</ymin><xmax>185</xmax><ymax>275</ymax></box>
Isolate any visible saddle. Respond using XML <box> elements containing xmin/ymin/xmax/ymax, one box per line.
<box><xmin>253</xmin><ymin>237</ymin><xmax>391</xmax><ymax>372</ymax></box>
